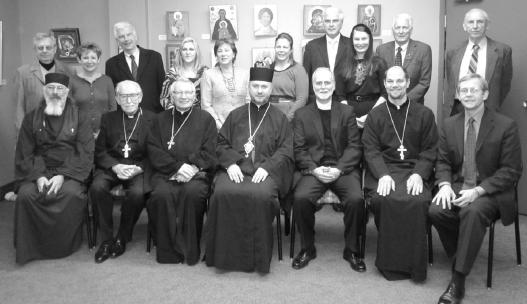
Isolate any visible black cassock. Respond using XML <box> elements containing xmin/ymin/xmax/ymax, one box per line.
<box><xmin>205</xmin><ymin>102</ymin><xmax>294</xmax><ymax>273</ymax></box>
<box><xmin>14</xmin><ymin>100</ymin><xmax>94</xmax><ymax>264</ymax></box>
<box><xmin>147</xmin><ymin>108</ymin><xmax>217</xmax><ymax>265</ymax></box>
<box><xmin>362</xmin><ymin>100</ymin><xmax>438</xmax><ymax>282</ymax></box>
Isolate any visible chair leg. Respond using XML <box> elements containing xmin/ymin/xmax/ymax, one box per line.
<box><xmin>290</xmin><ymin>211</ymin><xmax>296</xmax><ymax>259</ymax></box>
<box><xmin>487</xmin><ymin>222</ymin><xmax>495</xmax><ymax>289</ymax></box>
<box><xmin>514</xmin><ymin>214</ymin><xmax>522</xmax><ymax>265</ymax></box>
<box><xmin>427</xmin><ymin>223</ymin><xmax>434</xmax><ymax>265</ymax></box>
<box><xmin>284</xmin><ymin>208</ymin><xmax>291</xmax><ymax>236</ymax></box>
<box><xmin>276</xmin><ymin>212</ymin><xmax>282</xmax><ymax>261</ymax></box>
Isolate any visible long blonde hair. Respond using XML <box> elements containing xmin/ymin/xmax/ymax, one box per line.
<box><xmin>173</xmin><ymin>37</ymin><xmax>202</xmax><ymax>73</ymax></box>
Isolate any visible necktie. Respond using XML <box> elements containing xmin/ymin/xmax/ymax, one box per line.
<box><xmin>463</xmin><ymin>117</ymin><xmax>477</xmax><ymax>189</ymax></box>
<box><xmin>130</xmin><ymin>54</ymin><xmax>138</xmax><ymax>80</ymax></box>
<box><xmin>395</xmin><ymin>46</ymin><xmax>402</xmax><ymax>66</ymax></box>
<box><xmin>468</xmin><ymin>44</ymin><xmax>479</xmax><ymax>74</ymax></box>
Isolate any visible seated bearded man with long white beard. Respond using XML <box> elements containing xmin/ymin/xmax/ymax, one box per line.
<box><xmin>14</xmin><ymin>73</ymin><xmax>94</xmax><ymax>264</ymax></box>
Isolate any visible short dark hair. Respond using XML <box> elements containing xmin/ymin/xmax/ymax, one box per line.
<box><xmin>213</xmin><ymin>39</ymin><xmax>237</xmax><ymax>64</ymax></box>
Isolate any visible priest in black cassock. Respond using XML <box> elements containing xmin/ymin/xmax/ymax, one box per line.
<box><xmin>291</xmin><ymin>67</ymin><xmax>365</xmax><ymax>272</ymax></box>
<box><xmin>89</xmin><ymin>80</ymin><xmax>155</xmax><ymax>263</ymax></box>
<box><xmin>205</xmin><ymin>66</ymin><xmax>294</xmax><ymax>273</ymax></box>
<box><xmin>362</xmin><ymin>66</ymin><xmax>438</xmax><ymax>282</ymax></box>
<box><xmin>14</xmin><ymin>73</ymin><xmax>94</xmax><ymax>264</ymax></box>
<box><xmin>146</xmin><ymin>78</ymin><xmax>217</xmax><ymax>265</ymax></box>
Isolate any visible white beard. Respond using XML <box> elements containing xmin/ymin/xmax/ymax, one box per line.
<box><xmin>44</xmin><ymin>100</ymin><xmax>66</xmax><ymax>116</ymax></box>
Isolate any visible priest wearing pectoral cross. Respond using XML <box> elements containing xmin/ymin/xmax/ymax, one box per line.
<box><xmin>146</xmin><ymin>78</ymin><xmax>217</xmax><ymax>265</ymax></box>
<box><xmin>205</xmin><ymin>66</ymin><xmax>294</xmax><ymax>273</ymax></box>
<box><xmin>89</xmin><ymin>80</ymin><xmax>155</xmax><ymax>263</ymax></box>
<box><xmin>362</xmin><ymin>66</ymin><xmax>438</xmax><ymax>282</ymax></box>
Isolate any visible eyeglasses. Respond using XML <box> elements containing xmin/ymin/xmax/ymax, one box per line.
<box><xmin>45</xmin><ymin>85</ymin><xmax>67</xmax><ymax>93</ymax></box>
<box><xmin>172</xmin><ymin>91</ymin><xmax>194</xmax><ymax>96</ymax></box>
<box><xmin>36</xmin><ymin>45</ymin><xmax>55</xmax><ymax>51</ymax></box>
<box><xmin>458</xmin><ymin>88</ymin><xmax>482</xmax><ymax>95</ymax></box>
<box><xmin>117</xmin><ymin>93</ymin><xmax>141</xmax><ymax>100</ymax></box>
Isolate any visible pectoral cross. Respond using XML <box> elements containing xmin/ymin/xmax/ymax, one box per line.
<box><xmin>397</xmin><ymin>144</ymin><xmax>407</xmax><ymax>160</ymax></box>
<box><xmin>122</xmin><ymin>143</ymin><xmax>131</xmax><ymax>158</ymax></box>
<box><xmin>167</xmin><ymin>138</ymin><xmax>175</xmax><ymax>150</ymax></box>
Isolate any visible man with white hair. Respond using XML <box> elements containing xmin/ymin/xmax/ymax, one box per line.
<box><xmin>89</xmin><ymin>80</ymin><xmax>155</xmax><ymax>263</ymax></box>
<box><xmin>14</xmin><ymin>73</ymin><xmax>94</xmax><ymax>264</ymax></box>
<box><xmin>376</xmin><ymin>13</ymin><xmax>432</xmax><ymax>105</ymax></box>
<box><xmin>303</xmin><ymin>6</ymin><xmax>350</xmax><ymax>103</ymax></box>
<box><xmin>444</xmin><ymin>8</ymin><xmax>512</xmax><ymax>117</ymax></box>
<box><xmin>106</xmin><ymin>21</ymin><xmax>165</xmax><ymax>113</ymax></box>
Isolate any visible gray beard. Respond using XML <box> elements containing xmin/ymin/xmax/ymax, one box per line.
<box><xmin>44</xmin><ymin>103</ymin><xmax>65</xmax><ymax>116</ymax></box>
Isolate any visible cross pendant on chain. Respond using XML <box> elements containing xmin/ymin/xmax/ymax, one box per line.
<box><xmin>122</xmin><ymin>143</ymin><xmax>131</xmax><ymax>158</ymax></box>
<box><xmin>167</xmin><ymin>139</ymin><xmax>175</xmax><ymax>150</ymax></box>
<box><xmin>397</xmin><ymin>144</ymin><xmax>407</xmax><ymax>160</ymax></box>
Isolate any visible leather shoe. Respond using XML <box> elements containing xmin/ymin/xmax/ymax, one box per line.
<box><xmin>94</xmin><ymin>240</ymin><xmax>112</xmax><ymax>263</ymax></box>
<box><xmin>110</xmin><ymin>237</ymin><xmax>126</xmax><ymax>258</ymax></box>
<box><xmin>344</xmin><ymin>251</ymin><xmax>366</xmax><ymax>272</ymax></box>
<box><xmin>292</xmin><ymin>248</ymin><xmax>317</xmax><ymax>270</ymax></box>
<box><xmin>438</xmin><ymin>282</ymin><xmax>464</xmax><ymax>304</ymax></box>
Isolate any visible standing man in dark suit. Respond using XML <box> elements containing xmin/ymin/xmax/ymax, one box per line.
<box><xmin>376</xmin><ymin>13</ymin><xmax>432</xmax><ymax>105</ymax></box>
<box><xmin>291</xmin><ymin>67</ymin><xmax>365</xmax><ymax>272</ymax></box>
<box><xmin>106</xmin><ymin>22</ymin><xmax>165</xmax><ymax>113</ymax></box>
<box><xmin>444</xmin><ymin>8</ymin><xmax>512</xmax><ymax>118</ymax></box>
<box><xmin>303</xmin><ymin>6</ymin><xmax>350</xmax><ymax>104</ymax></box>
<box><xmin>430</xmin><ymin>74</ymin><xmax>521</xmax><ymax>304</ymax></box>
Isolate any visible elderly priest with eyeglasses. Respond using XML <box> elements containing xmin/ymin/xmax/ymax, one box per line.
<box><xmin>205</xmin><ymin>66</ymin><xmax>294</xmax><ymax>273</ymax></box>
<box><xmin>14</xmin><ymin>73</ymin><xmax>94</xmax><ymax>264</ymax></box>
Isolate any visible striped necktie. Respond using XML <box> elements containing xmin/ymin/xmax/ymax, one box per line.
<box><xmin>468</xmin><ymin>44</ymin><xmax>479</xmax><ymax>74</ymax></box>
<box><xmin>462</xmin><ymin>117</ymin><xmax>477</xmax><ymax>189</ymax></box>
<box><xmin>130</xmin><ymin>54</ymin><xmax>138</xmax><ymax>80</ymax></box>
<box><xmin>394</xmin><ymin>47</ymin><xmax>402</xmax><ymax>66</ymax></box>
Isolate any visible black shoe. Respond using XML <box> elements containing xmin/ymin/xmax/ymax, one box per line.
<box><xmin>438</xmin><ymin>282</ymin><xmax>464</xmax><ymax>304</ymax></box>
<box><xmin>110</xmin><ymin>237</ymin><xmax>126</xmax><ymax>258</ymax></box>
<box><xmin>343</xmin><ymin>251</ymin><xmax>366</xmax><ymax>272</ymax></box>
<box><xmin>292</xmin><ymin>248</ymin><xmax>317</xmax><ymax>270</ymax></box>
<box><xmin>94</xmin><ymin>240</ymin><xmax>112</xmax><ymax>264</ymax></box>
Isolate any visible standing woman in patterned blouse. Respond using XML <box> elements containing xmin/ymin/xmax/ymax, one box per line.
<box><xmin>160</xmin><ymin>37</ymin><xmax>208</xmax><ymax>110</ymax></box>
<box><xmin>335</xmin><ymin>24</ymin><xmax>387</xmax><ymax>128</ymax></box>
<box><xmin>270</xmin><ymin>32</ymin><xmax>308</xmax><ymax>121</ymax></box>
<box><xmin>69</xmin><ymin>42</ymin><xmax>116</xmax><ymax>137</ymax></box>
<box><xmin>201</xmin><ymin>39</ymin><xmax>249</xmax><ymax>130</ymax></box>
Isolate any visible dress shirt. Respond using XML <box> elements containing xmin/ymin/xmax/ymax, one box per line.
<box><xmin>394</xmin><ymin>42</ymin><xmax>409</xmax><ymax>65</ymax></box>
<box><xmin>316</xmin><ymin>99</ymin><xmax>332</xmax><ymax>110</ymax></box>
<box><xmin>326</xmin><ymin>35</ymin><xmax>340</xmax><ymax>73</ymax></box>
<box><xmin>459</xmin><ymin>37</ymin><xmax>487</xmax><ymax>79</ymax></box>
<box><xmin>464</xmin><ymin>105</ymin><xmax>484</xmax><ymax>142</ymax></box>
<box><xmin>124</xmin><ymin>48</ymin><xmax>140</xmax><ymax>73</ymax></box>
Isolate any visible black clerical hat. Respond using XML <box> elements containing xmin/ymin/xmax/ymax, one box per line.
<box><xmin>45</xmin><ymin>73</ymin><xmax>69</xmax><ymax>87</ymax></box>
<box><xmin>250</xmin><ymin>67</ymin><xmax>273</xmax><ymax>83</ymax></box>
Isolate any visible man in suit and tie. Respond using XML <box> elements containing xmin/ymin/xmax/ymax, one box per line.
<box><xmin>430</xmin><ymin>73</ymin><xmax>521</xmax><ymax>304</ymax></box>
<box><xmin>444</xmin><ymin>8</ymin><xmax>512</xmax><ymax>118</ymax></box>
<box><xmin>106</xmin><ymin>22</ymin><xmax>165</xmax><ymax>113</ymax></box>
<box><xmin>376</xmin><ymin>13</ymin><xmax>432</xmax><ymax>105</ymax></box>
<box><xmin>303</xmin><ymin>6</ymin><xmax>350</xmax><ymax>104</ymax></box>
<box><xmin>291</xmin><ymin>67</ymin><xmax>365</xmax><ymax>272</ymax></box>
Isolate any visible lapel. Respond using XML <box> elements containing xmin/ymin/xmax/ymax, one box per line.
<box><xmin>117</xmin><ymin>51</ymin><xmax>133</xmax><ymax>79</ymax></box>
<box><xmin>452</xmin><ymin>42</ymin><xmax>468</xmax><ymax>85</ymax></box>
<box><xmin>29</xmin><ymin>63</ymin><xmax>45</xmax><ymax>84</ymax></box>
<box><xmin>386</xmin><ymin>41</ymin><xmax>396</xmax><ymax>65</ymax></box>
<box><xmin>330</xmin><ymin>103</ymin><xmax>340</xmax><ymax>151</ymax></box>
<box><xmin>485</xmin><ymin>38</ymin><xmax>498</xmax><ymax>81</ymax></box>
<box><xmin>403</xmin><ymin>40</ymin><xmax>415</xmax><ymax>69</ymax></box>
<box><xmin>334</xmin><ymin>35</ymin><xmax>346</xmax><ymax>68</ymax></box>
<box><xmin>454</xmin><ymin>112</ymin><xmax>465</xmax><ymax>159</ymax></box>
<box><xmin>136</xmin><ymin>46</ymin><xmax>148</xmax><ymax>80</ymax></box>
<box><xmin>476</xmin><ymin>108</ymin><xmax>494</xmax><ymax>152</ymax></box>
<box><xmin>317</xmin><ymin>36</ymin><xmax>330</xmax><ymax>67</ymax></box>
<box><xmin>308</xmin><ymin>103</ymin><xmax>324</xmax><ymax>143</ymax></box>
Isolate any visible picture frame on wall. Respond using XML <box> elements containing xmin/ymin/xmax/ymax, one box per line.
<box><xmin>303</xmin><ymin>5</ymin><xmax>330</xmax><ymax>36</ymax></box>
<box><xmin>357</xmin><ymin>4</ymin><xmax>381</xmax><ymax>36</ymax></box>
<box><xmin>373</xmin><ymin>38</ymin><xmax>382</xmax><ymax>51</ymax></box>
<box><xmin>166</xmin><ymin>43</ymin><xmax>181</xmax><ymax>70</ymax></box>
<box><xmin>254</xmin><ymin>5</ymin><xmax>277</xmax><ymax>37</ymax></box>
<box><xmin>51</xmin><ymin>28</ymin><xmax>81</xmax><ymax>62</ymax></box>
<box><xmin>167</xmin><ymin>11</ymin><xmax>189</xmax><ymax>41</ymax></box>
<box><xmin>209</xmin><ymin>5</ymin><xmax>238</xmax><ymax>41</ymax></box>
<box><xmin>251</xmin><ymin>47</ymin><xmax>275</xmax><ymax>67</ymax></box>
<box><xmin>0</xmin><ymin>21</ymin><xmax>3</xmax><ymax>83</ymax></box>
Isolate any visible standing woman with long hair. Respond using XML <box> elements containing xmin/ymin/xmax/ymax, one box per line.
<box><xmin>335</xmin><ymin>24</ymin><xmax>387</xmax><ymax>128</ymax></box>
<box><xmin>160</xmin><ymin>37</ymin><xmax>208</xmax><ymax>110</ymax></box>
<box><xmin>201</xmin><ymin>39</ymin><xmax>249</xmax><ymax>130</ymax></box>
<box><xmin>270</xmin><ymin>33</ymin><xmax>308</xmax><ymax>121</ymax></box>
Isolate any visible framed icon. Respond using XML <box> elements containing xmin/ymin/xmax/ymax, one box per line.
<box><xmin>167</xmin><ymin>11</ymin><xmax>189</xmax><ymax>41</ymax></box>
<box><xmin>303</xmin><ymin>5</ymin><xmax>330</xmax><ymax>36</ymax></box>
<box><xmin>357</xmin><ymin>4</ymin><xmax>381</xmax><ymax>36</ymax></box>
<box><xmin>51</xmin><ymin>28</ymin><xmax>81</xmax><ymax>62</ymax></box>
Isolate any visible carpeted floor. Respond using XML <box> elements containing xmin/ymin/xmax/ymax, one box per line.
<box><xmin>1</xmin><ymin>200</ymin><xmax>526</xmax><ymax>304</ymax></box>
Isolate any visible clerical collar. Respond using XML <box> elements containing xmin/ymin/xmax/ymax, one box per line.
<box><xmin>175</xmin><ymin>107</ymin><xmax>192</xmax><ymax>116</ymax></box>
<box><xmin>39</xmin><ymin>60</ymin><xmax>55</xmax><ymax>71</ymax></box>
<box><xmin>387</xmin><ymin>98</ymin><xmax>409</xmax><ymax>110</ymax></box>
<box><xmin>316</xmin><ymin>100</ymin><xmax>332</xmax><ymax>110</ymax></box>
<box><xmin>123</xmin><ymin>108</ymin><xmax>140</xmax><ymax>119</ymax></box>
<box><xmin>250</xmin><ymin>101</ymin><xmax>270</xmax><ymax>111</ymax></box>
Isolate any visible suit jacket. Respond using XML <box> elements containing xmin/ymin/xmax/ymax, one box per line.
<box><xmin>376</xmin><ymin>39</ymin><xmax>432</xmax><ymax>104</ymax></box>
<box><xmin>293</xmin><ymin>102</ymin><xmax>362</xmax><ymax>175</ymax></box>
<box><xmin>14</xmin><ymin>60</ymin><xmax>72</xmax><ymax>131</ymax></box>
<box><xmin>105</xmin><ymin>46</ymin><xmax>165</xmax><ymax>113</ymax></box>
<box><xmin>436</xmin><ymin>107</ymin><xmax>522</xmax><ymax>225</ymax></box>
<box><xmin>444</xmin><ymin>37</ymin><xmax>512</xmax><ymax>118</ymax></box>
<box><xmin>302</xmin><ymin>34</ymin><xmax>351</xmax><ymax>103</ymax></box>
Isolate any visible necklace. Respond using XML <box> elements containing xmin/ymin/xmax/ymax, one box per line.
<box><xmin>167</xmin><ymin>107</ymin><xmax>193</xmax><ymax>150</ymax></box>
<box><xmin>385</xmin><ymin>100</ymin><xmax>410</xmax><ymax>160</ymax></box>
<box><xmin>122</xmin><ymin>108</ymin><xmax>142</xmax><ymax>158</ymax></box>
<box><xmin>244</xmin><ymin>103</ymin><xmax>270</xmax><ymax>158</ymax></box>
<box><xmin>219</xmin><ymin>66</ymin><xmax>236</xmax><ymax>93</ymax></box>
